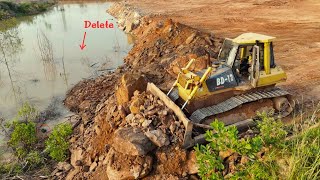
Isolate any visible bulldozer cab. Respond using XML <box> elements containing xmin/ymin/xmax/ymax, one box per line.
<box><xmin>218</xmin><ymin>33</ymin><xmax>287</xmax><ymax>87</ymax></box>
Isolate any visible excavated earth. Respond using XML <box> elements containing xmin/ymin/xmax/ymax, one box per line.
<box><xmin>59</xmin><ymin>3</ymin><xmax>220</xmax><ymax>180</ymax></box>
<box><xmin>58</xmin><ymin>0</ymin><xmax>320</xmax><ymax>179</ymax></box>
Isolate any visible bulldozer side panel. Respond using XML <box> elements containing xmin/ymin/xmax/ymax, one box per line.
<box><xmin>257</xmin><ymin>67</ymin><xmax>287</xmax><ymax>87</ymax></box>
<box><xmin>206</xmin><ymin>67</ymin><xmax>238</xmax><ymax>91</ymax></box>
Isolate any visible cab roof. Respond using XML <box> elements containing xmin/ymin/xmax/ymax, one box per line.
<box><xmin>232</xmin><ymin>33</ymin><xmax>275</xmax><ymax>44</ymax></box>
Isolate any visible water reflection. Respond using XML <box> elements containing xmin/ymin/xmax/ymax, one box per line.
<box><xmin>60</xmin><ymin>43</ymin><xmax>69</xmax><ymax>88</ymax></box>
<box><xmin>0</xmin><ymin>2</ymin><xmax>132</xmax><ymax>119</ymax></box>
<box><xmin>60</xmin><ymin>5</ymin><xmax>68</xmax><ymax>32</ymax></box>
<box><xmin>37</xmin><ymin>30</ymin><xmax>57</xmax><ymax>81</ymax></box>
<box><xmin>0</xmin><ymin>26</ymin><xmax>23</xmax><ymax>109</ymax></box>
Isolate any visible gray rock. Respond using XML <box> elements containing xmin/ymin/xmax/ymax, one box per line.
<box><xmin>125</xmin><ymin>114</ymin><xmax>135</xmax><ymax>123</ymax></box>
<box><xmin>83</xmin><ymin>165</ymin><xmax>90</xmax><ymax>172</ymax></box>
<box><xmin>65</xmin><ymin>114</ymin><xmax>81</xmax><ymax>129</ymax></box>
<box><xmin>75</xmin><ymin>160</ymin><xmax>82</xmax><ymax>166</ymax></box>
<box><xmin>56</xmin><ymin>162</ymin><xmax>72</xmax><ymax>171</ymax></box>
<box><xmin>112</xmin><ymin>127</ymin><xmax>156</xmax><ymax>156</ymax></box>
<box><xmin>145</xmin><ymin>129</ymin><xmax>170</xmax><ymax>147</ymax></box>
<box><xmin>142</xmin><ymin>119</ymin><xmax>152</xmax><ymax>128</ymax></box>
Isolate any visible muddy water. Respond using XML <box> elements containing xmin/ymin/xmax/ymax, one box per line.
<box><xmin>0</xmin><ymin>2</ymin><xmax>132</xmax><ymax>121</ymax></box>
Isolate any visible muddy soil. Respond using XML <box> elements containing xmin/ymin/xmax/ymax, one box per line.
<box><xmin>59</xmin><ymin>1</ymin><xmax>320</xmax><ymax>179</ymax></box>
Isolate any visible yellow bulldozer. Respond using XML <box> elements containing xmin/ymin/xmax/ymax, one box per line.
<box><xmin>147</xmin><ymin>33</ymin><xmax>295</xmax><ymax>148</ymax></box>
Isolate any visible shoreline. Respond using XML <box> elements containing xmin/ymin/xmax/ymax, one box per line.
<box><xmin>0</xmin><ymin>1</ymin><xmax>56</xmax><ymax>21</ymax></box>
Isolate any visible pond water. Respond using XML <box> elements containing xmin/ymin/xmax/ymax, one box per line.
<box><xmin>0</xmin><ymin>2</ymin><xmax>132</xmax><ymax>121</ymax></box>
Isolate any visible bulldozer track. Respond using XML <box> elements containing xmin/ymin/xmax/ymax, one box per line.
<box><xmin>189</xmin><ymin>87</ymin><xmax>290</xmax><ymax>123</ymax></box>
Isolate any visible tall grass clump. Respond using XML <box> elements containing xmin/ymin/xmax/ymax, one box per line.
<box><xmin>286</xmin><ymin>124</ymin><xmax>320</xmax><ymax>180</ymax></box>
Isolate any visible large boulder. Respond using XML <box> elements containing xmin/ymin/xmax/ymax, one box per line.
<box><xmin>115</xmin><ymin>72</ymin><xmax>148</xmax><ymax>105</ymax></box>
<box><xmin>106</xmin><ymin>148</ymin><xmax>153</xmax><ymax>180</ymax></box>
<box><xmin>112</xmin><ymin>127</ymin><xmax>156</xmax><ymax>156</ymax></box>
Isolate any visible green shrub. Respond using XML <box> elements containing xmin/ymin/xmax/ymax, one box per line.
<box><xmin>6</xmin><ymin>103</ymin><xmax>38</xmax><ymax>158</ymax></box>
<box><xmin>195</xmin><ymin>120</ymin><xmax>263</xmax><ymax>179</ymax></box>
<box><xmin>195</xmin><ymin>113</ymin><xmax>290</xmax><ymax>180</ymax></box>
<box><xmin>0</xmin><ymin>1</ymin><xmax>54</xmax><ymax>20</ymax></box>
<box><xmin>45</xmin><ymin>123</ymin><xmax>72</xmax><ymax>162</ymax></box>
<box><xmin>244</xmin><ymin>150</ymin><xmax>280</xmax><ymax>180</ymax></box>
<box><xmin>257</xmin><ymin>112</ymin><xmax>287</xmax><ymax>147</ymax></box>
<box><xmin>17</xmin><ymin>2</ymin><xmax>32</xmax><ymax>14</ymax></box>
<box><xmin>0</xmin><ymin>9</ymin><xmax>9</xmax><ymax>20</ymax></box>
<box><xmin>8</xmin><ymin>123</ymin><xmax>37</xmax><ymax>159</ymax></box>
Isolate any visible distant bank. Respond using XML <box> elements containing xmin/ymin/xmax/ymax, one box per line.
<box><xmin>0</xmin><ymin>0</ymin><xmax>55</xmax><ymax>21</ymax></box>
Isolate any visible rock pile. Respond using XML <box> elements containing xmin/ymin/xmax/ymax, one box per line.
<box><xmin>124</xmin><ymin>91</ymin><xmax>185</xmax><ymax>146</ymax></box>
<box><xmin>62</xmin><ymin>2</ymin><xmax>224</xmax><ymax>179</ymax></box>
<box><xmin>107</xmin><ymin>3</ymin><xmax>142</xmax><ymax>33</ymax></box>
<box><xmin>64</xmin><ymin>72</ymin><xmax>123</xmax><ymax>122</ymax></box>
<box><xmin>63</xmin><ymin>74</ymin><xmax>198</xmax><ymax>179</ymax></box>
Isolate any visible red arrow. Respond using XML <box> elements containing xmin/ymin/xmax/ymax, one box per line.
<box><xmin>80</xmin><ymin>32</ymin><xmax>87</xmax><ymax>50</ymax></box>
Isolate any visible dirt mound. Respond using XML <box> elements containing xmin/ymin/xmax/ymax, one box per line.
<box><xmin>65</xmin><ymin>89</ymin><xmax>197</xmax><ymax>179</ymax></box>
<box><xmin>124</xmin><ymin>17</ymin><xmax>221</xmax><ymax>90</ymax></box>
<box><xmin>60</xmin><ymin>2</ymin><xmax>223</xmax><ymax>179</ymax></box>
<box><xmin>108</xmin><ymin>2</ymin><xmax>221</xmax><ymax>89</ymax></box>
<box><xmin>64</xmin><ymin>71</ymin><xmax>123</xmax><ymax>122</ymax></box>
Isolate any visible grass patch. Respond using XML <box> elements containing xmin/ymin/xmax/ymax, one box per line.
<box><xmin>286</xmin><ymin>124</ymin><xmax>320</xmax><ymax>180</ymax></box>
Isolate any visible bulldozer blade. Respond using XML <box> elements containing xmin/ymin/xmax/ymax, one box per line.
<box><xmin>147</xmin><ymin>83</ymin><xmax>194</xmax><ymax>148</ymax></box>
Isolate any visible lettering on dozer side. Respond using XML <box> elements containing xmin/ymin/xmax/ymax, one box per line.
<box><xmin>217</xmin><ymin>74</ymin><xmax>234</xmax><ymax>86</ymax></box>
<box><xmin>84</xmin><ymin>20</ymin><xmax>114</xmax><ymax>29</ymax></box>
